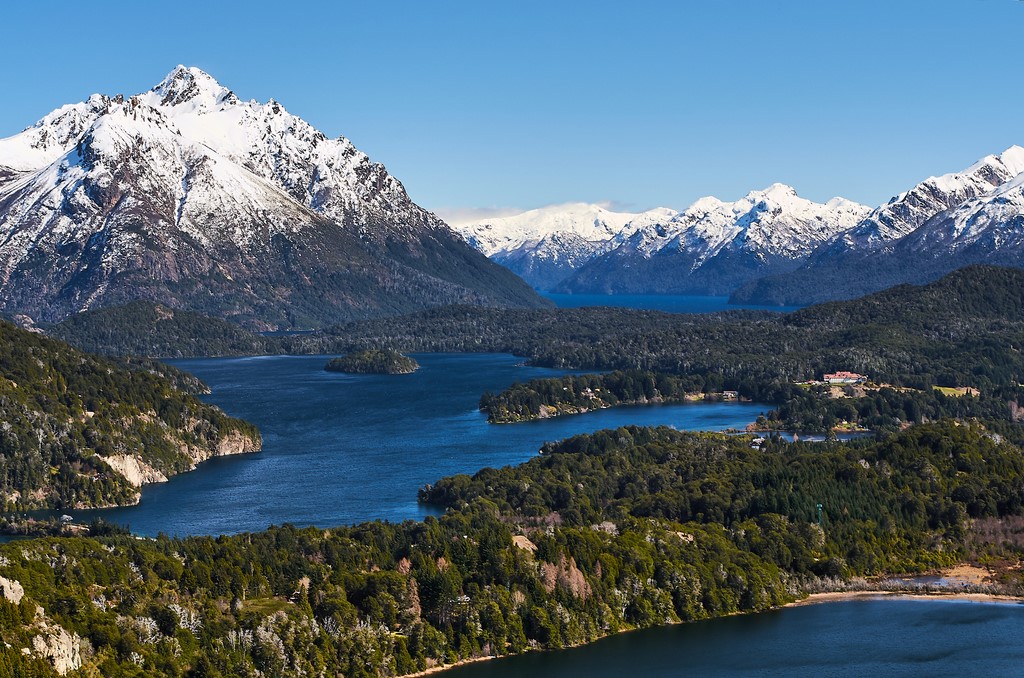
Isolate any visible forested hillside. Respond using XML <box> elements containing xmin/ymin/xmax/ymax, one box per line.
<box><xmin>0</xmin><ymin>322</ymin><xmax>260</xmax><ymax>511</ymax></box>
<box><xmin>2</xmin><ymin>421</ymin><xmax>1022</xmax><ymax>675</ymax></box>
<box><xmin>53</xmin><ymin>267</ymin><xmax>1024</xmax><ymax>390</ymax></box>
<box><xmin>478</xmin><ymin>368</ymin><xmax>1019</xmax><ymax>432</ymax></box>
<box><xmin>305</xmin><ymin>266</ymin><xmax>1024</xmax><ymax>382</ymax></box>
<box><xmin>49</xmin><ymin>302</ymin><xmax>273</xmax><ymax>358</ymax></box>
<box><xmin>323</xmin><ymin>266</ymin><xmax>1024</xmax><ymax>431</ymax></box>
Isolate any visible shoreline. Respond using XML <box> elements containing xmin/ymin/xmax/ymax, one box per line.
<box><xmin>404</xmin><ymin>655</ymin><xmax>496</xmax><ymax>677</ymax></box>
<box><xmin>786</xmin><ymin>590</ymin><xmax>1024</xmax><ymax>607</ymax></box>
<box><xmin>401</xmin><ymin>587</ymin><xmax>1024</xmax><ymax>677</ymax></box>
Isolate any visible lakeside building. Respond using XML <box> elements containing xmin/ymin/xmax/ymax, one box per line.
<box><xmin>824</xmin><ymin>371</ymin><xmax>867</xmax><ymax>385</ymax></box>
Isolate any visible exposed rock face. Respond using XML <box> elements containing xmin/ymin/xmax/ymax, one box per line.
<box><xmin>98</xmin><ymin>428</ymin><xmax>260</xmax><ymax>500</ymax></box>
<box><xmin>214</xmin><ymin>430</ymin><xmax>260</xmax><ymax>458</ymax></box>
<box><xmin>827</xmin><ymin>145</ymin><xmax>1024</xmax><ymax>253</ymax></box>
<box><xmin>0</xmin><ymin>575</ymin><xmax>24</xmax><ymax>604</ymax></box>
<box><xmin>102</xmin><ymin>454</ymin><xmax>168</xmax><ymax>488</ymax></box>
<box><xmin>0</xmin><ymin>66</ymin><xmax>545</xmax><ymax>329</ymax></box>
<box><xmin>540</xmin><ymin>554</ymin><xmax>591</xmax><ymax>600</ymax></box>
<box><xmin>31</xmin><ymin>623</ymin><xmax>82</xmax><ymax>675</ymax></box>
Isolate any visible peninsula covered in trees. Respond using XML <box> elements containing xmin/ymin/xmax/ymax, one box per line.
<box><xmin>0</xmin><ymin>322</ymin><xmax>260</xmax><ymax>513</ymax></box>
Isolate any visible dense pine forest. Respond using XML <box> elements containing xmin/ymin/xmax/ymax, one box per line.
<box><xmin>326</xmin><ymin>266</ymin><xmax>1024</xmax><ymax>432</ymax></box>
<box><xmin>49</xmin><ymin>267</ymin><xmax>1024</xmax><ymax>435</ymax></box>
<box><xmin>478</xmin><ymin>368</ymin><xmax>1019</xmax><ymax>432</ymax></box>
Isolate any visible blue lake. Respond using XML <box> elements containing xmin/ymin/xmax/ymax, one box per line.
<box><xmin>52</xmin><ymin>355</ymin><xmax>1024</xmax><ymax>675</ymax></box>
<box><xmin>445</xmin><ymin>598</ymin><xmax>1024</xmax><ymax>677</ymax></box>
<box><xmin>73</xmin><ymin>353</ymin><xmax>767</xmax><ymax>537</ymax></box>
<box><xmin>541</xmin><ymin>293</ymin><xmax>801</xmax><ymax>314</ymax></box>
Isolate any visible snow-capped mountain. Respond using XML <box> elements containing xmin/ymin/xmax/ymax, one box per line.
<box><xmin>555</xmin><ymin>184</ymin><xmax>870</xmax><ymax>295</ymax></box>
<box><xmin>821</xmin><ymin>145</ymin><xmax>1024</xmax><ymax>254</ymax></box>
<box><xmin>0</xmin><ymin>66</ymin><xmax>544</xmax><ymax>328</ymax></box>
<box><xmin>456</xmin><ymin>187</ymin><xmax>869</xmax><ymax>294</ymax></box>
<box><xmin>623</xmin><ymin>183</ymin><xmax>868</xmax><ymax>260</ymax></box>
<box><xmin>914</xmin><ymin>170</ymin><xmax>1024</xmax><ymax>253</ymax></box>
<box><xmin>455</xmin><ymin>203</ymin><xmax>677</xmax><ymax>289</ymax></box>
<box><xmin>733</xmin><ymin>146</ymin><xmax>1024</xmax><ymax>305</ymax></box>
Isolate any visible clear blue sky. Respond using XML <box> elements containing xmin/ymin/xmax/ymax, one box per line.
<box><xmin>2</xmin><ymin>0</ymin><xmax>1021</xmax><ymax>221</ymax></box>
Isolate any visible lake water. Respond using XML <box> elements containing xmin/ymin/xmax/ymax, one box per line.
<box><xmin>541</xmin><ymin>293</ymin><xmax>801</xmax><ymax>314</ymax></box>
<box><xmin>444</xmin><ymin>598</ymin><xmax>1024</xmax><ymax>677</ymax></box>
<box><xmin>72</xmin><ymin>354</ymin><xmax>766</xmax><ymax>536</ymax></box>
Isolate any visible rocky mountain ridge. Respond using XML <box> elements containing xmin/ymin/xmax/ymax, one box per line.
<box><xmin>457</xmin><ymin>146</ymin><xmax>1024</xmax><ymax>301</ymax></box>
<box><xmin>734</xmin><ymin>145</ymin><xmax>1024</xmax><ymax>305</ymax></box>
<box><xmin>456</xmin><ymin>202</ymin><xmax>678</xmax><ymax>290</ymax></box>
<box><xmin>0</xmin><ymin>66</ymin><xmax>545</xmax><ymax>329</ymax></box>
<box><xmin>456</xmin><ymin>185</ymin><xmax>869</xmax><ymax>293</ymax></box>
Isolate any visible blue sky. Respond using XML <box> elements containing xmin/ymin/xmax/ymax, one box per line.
<box><xmin>2</xmin><ymin>1</ymin><xmax>1022</xmax><ymax>221</ymax></box>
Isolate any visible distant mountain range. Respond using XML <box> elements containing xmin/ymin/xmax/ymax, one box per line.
<box><xmin>455</xmin><ymin>147</ymin><xmax>1024</xmax><ymax>303</ymax></box>
<box><xmin>457</xmin><ymin>203</ymin><xmax>677</xmax><ymax>291</ymax></box>
<box><xmin>734</xmin><ymin>146</ymin><xmax>1024</xmax><ymax>304</ymax></box>
<box><xmin>0</xmin><ymin>66</ymin><xmax>546</xmax><ymax>329</ymax></box>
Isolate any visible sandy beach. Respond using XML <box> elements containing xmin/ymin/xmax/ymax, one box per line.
<box><xmin>787</xmin><ymin>590</ymin><xmax>1023</xmax><ymax>607</ymax></box>
<box><xmin>788</xmin><ymin>563</ymin><xmax>1022</xmax><ymax>606</ymax></box>
<box><xmin>404</xmin><ymin>655</ymin><xmax>497</xmax><ymax>677</ymax></box>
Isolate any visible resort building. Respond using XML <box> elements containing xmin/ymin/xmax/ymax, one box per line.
<box><xmin>824</xmin><ymin>371</ymin><xmax>867</xmax><ymax>385</ymax></box>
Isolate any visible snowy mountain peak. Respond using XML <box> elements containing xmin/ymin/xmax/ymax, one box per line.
<box><xmin>1002</xmin><ymin>145</ymin><xmax>1024</xmax><ymax>166</ymax></box>
<box><xmin>749</xmin><ymin>183</ymin><xmax>798</xmax><ymax>201</ymax></box>
<box><xmin>148</xmin><ymin>65</ymin><xmax>238</xmax><ymax>111</ymax></box>
<box><xmin>454</xmin><ymin>202</ymin><xmax>678</xmax><ymax>258</ymax></box>
<box><xmin>958</xmin><ymin>145</ymin><xmax>1024</xmax><ymax>180</ymax></box>
<box><xmin>649</xmin><ymin>185</ymin><xmax>870</xmax><ymax>260</ymax></box>
<box><xmin>826</xmin><ymin>145</ymin><xmax>1024</xmax><ymax>253</ymax></box>
<box><xmin>456</xmin><ymin>188</ymin><xmax>870</xmax><ymax>292</ymax></box>
<box><xmin>0</xmin><ymin>67</ymin><xmax>544</xmax><ymax>327</ymax></box>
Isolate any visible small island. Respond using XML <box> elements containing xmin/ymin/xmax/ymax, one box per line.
<box><xmin>324</xmin><ymin>349</ymin><xmax>419</xmax><ymax>375</ymax></box>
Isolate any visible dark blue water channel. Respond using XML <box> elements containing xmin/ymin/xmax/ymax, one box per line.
<box><xmin>444</xmin><ymin>598</ymin><xmax>1024</xmax><ymax>677</ymax></box>
<box><xmin>72</xmin><ymin>354</ymin><xmax>766</xmax><ymax>537</ymax></box>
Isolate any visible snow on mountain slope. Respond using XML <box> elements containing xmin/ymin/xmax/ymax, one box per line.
<box><xmin>823</xmin><ymin>145</ymin><xmax>1024</xmax><ymax>253</ymax></box>
<box><xmin>0</xmin><ymin>95</ymin><xmax>110</xmax><ymax>172</ymax></box>
<box><xmin>0</xmin><ymin>67</ymin><xmax>545</xmax><ymax>327</ymax></box>
<box><xmin>454</xmin><ymin>203</ymin><xmax>678</xmax><ymax>289</ymax></box>
<box><xmin>626</xmin><ymin>183</ymin><xmax>869</xmax><ymax>263</ymax></box>
<box><xmin>731</xmin><ymin>147</ymin><xmax>1024</xmax><ymax>306</ymax></box>
<box><xmin>457</xmin><ymin>203</ymin><xmax>677</xmax><ymax>256</ymax></box>
<box><xmin>551</xmin><ymin>185</ymin><xmax>869</xmax><ymax>295</ymax></box>
<box><xmin>900</xmin><ymin>167</ymin><xmax>1024</xmax><ymax>254</ymax></box>
<box><xmin>456</xmin><ymin>186</ymin><xmax>868</xmax><ymax>293</ymax></box>
<box><xmin>136</xmin><ymin>67</ymin><xmax>422</xmax><ymax>234</ymax></box>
